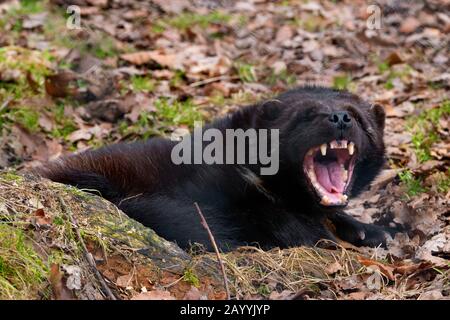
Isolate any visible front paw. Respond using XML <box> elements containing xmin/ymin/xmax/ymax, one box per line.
<box><xmin>354</xmin><ymin>224</ymin><xmax>398</xmax><ymax>248</ymax></box>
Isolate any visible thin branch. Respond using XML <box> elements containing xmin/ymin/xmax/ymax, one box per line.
<box><xmin>194</xmin><ymin>202</ymin><xmax>231</xmax><ymax>300</ymax></box>
<box><xmin>0</xmin><ymin>97</ymin><xmax>12</xmax><ymax>113</ymax></box>
<box><xmin>189</xmin><ymin>75</ymin><xmax>237</xmax><ymax>87</ymax></box>
<box><xmin>58</xmin><ymin>196</ymin><xmax>118</xmax><ymax>300</ymax></box>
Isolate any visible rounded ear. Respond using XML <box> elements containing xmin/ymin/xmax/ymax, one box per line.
<box><xmin>259</xmin><ymin>99</ymin><xmax>283</xmax><ymax>121</ymax></box>
<box><xmin>370</xmin><ymin>103</ymin><xmax>385</xmax><ymax>129</ymax></box>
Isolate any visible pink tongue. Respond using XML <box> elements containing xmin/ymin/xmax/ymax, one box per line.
<box><xmin>315</xmin><ymin>162</ymin><xmax>345</xmax><ymax>193</ymax></box>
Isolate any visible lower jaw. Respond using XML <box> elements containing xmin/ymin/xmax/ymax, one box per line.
<box><xmin>321</xmin><ymin>191</ymin><xmax>348</xmax><ymax>206</ymax></box>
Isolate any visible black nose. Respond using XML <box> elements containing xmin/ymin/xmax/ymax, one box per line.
<box><xmin>329</xmin><ymin>111</ymin><xmax>352</xmax><ymax>130</ymax></box>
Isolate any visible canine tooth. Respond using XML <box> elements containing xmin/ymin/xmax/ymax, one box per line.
<box><xmin>341</xmin><ymin>194</ymin><xmax>348</xmax><ymax>202</ymax></box>
<box><xmin>342</xmin><ymin>170</ymin><xmax>348</xmax><ymax>181</ymax></box>
<box><xmin>320</xmin><ymin>144</ymin><xmax>327</xmax><ymax>156</ymax></box>
<box><xmin>348</xmin><ymin>142</ymin><xmax>355</xmax><ymax>155</ymax></box>
<box><xmin>320</xmin><ymin>196</ymin><xmax>330</xmax><ymax>205</ymax></box>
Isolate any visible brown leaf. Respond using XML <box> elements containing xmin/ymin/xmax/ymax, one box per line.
<box><xmin>269</xmin><ymin>290</ymin><xmax>296</xmax><ymax>300</ymax></box>
<box><xmin>357</xmin><ymin>257</ymin><xmax>395</xmax><ymax>281</ymax></box>
<box><xmin>67</xmin><ymin>128</ymin><xmax>93</xmax><ymax>143</ymax></box>
<box><xmin>151</xmin><ymin>0</ymin><xmax>190</xmax><ymax>13</ymax></box>
<box><xmin>86</xmin><ymin>0</ymin><xmax>108</xmax><ymax>7</ymax></box>
<box><xmin>45</xmin><ymin>72</ymin><xmax>77</xmax><ymax>98</ymax></box>
<box><xmin>386</xmin><ymin>52</ymin><xmax>404</xmax><ymax>66</ymax></box>
<box><xmin>346</xmin><ymin>291</ymin><xmax>367</xmax><ymax>300</ymax></box>
<box><xmin>116</xmin><ymin>274</ymin><xmax>133</xmax><ymax>288</ymax></box>
<box><xmin>131</xmin><ymin>289</ymin><xmax>176</xmax><ymax>300</ymax></box>
<box><xmin>400</xmin><ymin>17</ymin><xmax>421</xmax><ymax>34</ymax></box>
<box><xmin>325</xmin><ymin>261</ymin><xmax>343</xmax><ymax>275</ymax></box>
<box><xmin>38</xmin><ymin>113</ymin><xmax>54</xmax><ymax>132</ymax></box>
<box><xmin>417</xmin><ymin>290</ymin><xmax>444</xmax><ymax>300</ymax></box>
<box><xmin>393</xmin><ymin>262</ymin><xmax>432</xmax><ymax>276</ymax></box>
<box><xmin>183</xmin><ymin>286</ymin><xmax>207</xmax><ymax>300</ymax></box>
<box><xmin>33</xmin><ymin>208</ymin><xmax>52</xmax><ymax>226</ymax></box>
<box><xmin>275</xmin><ymin>25</ymin><xmax>293</xmax><ymax>43</ymax></box>
<box><xmin>120</xmin><ymin>51</ymin><xmax>178</xmax><ymax>68</ymax></box>
<box><xmin>49</xmin><ymin>264</ymin><xmax>74</xmax><ymax>300</ymax></box>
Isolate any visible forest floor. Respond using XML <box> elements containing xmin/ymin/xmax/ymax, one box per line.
<box><xmin>0</xmin><ymin>0</ymin><xmax>448</xmax><ymax>300</ymax></box>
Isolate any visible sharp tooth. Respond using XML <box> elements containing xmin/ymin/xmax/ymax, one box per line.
<box><xmin>341</xmin><ymin>194</ymin><xmax>348</xmax><ymax>202</ymax></box>
<box><xmin>348</xmin><ymin>142</ymin><xmax>355</xmax><ymax>155</ymax></box>
<box><xmin>320</xmin><ymin>144</ymin><xmax>327</xmax><ymax>156</ymax></box>
<box><xmin>342</xmin><ymin>170</ymin><xmax>348</xmax><ymax>182</ymax></box>
<box><xmin>320</xmin><ymin>195</ymin><xmax>330</xmax><ymax>205</ymax></box>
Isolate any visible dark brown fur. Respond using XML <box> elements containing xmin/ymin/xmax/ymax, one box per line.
<box><xmin>37</xmin><ymin>86</ymin><xmax>400</xmax><ymax>251</ymax></box>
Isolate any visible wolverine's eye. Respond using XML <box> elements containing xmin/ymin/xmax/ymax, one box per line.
<box><xmin>296</xmin><ymin>107</ymin><xmax>321</xmax><ymax>122</ymax></box>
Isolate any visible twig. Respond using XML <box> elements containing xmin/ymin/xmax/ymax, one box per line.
<box><xmin>189</xmin><ymin>75</ymin><xmax>237</xmax><ymax>87</ymax></box>
<box><xmin>0</xmin><ymin>97</ymin><xmax>12</xmax><ymax>113</ymax></box>
<box><xmin>194</xmin><ymin>202</ymin><xmax>231</xmax><ymax>300</ymax></box>
<box><xmin>58</xmin><ymin>196</ymin><xmax>118</xmax><ymax>300</ymax></box>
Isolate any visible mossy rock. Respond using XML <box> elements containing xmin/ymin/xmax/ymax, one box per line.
<box><xmin>0</xmin><ymin>170</ymin><xmax>363</xmax><ymax>300</ymax></box>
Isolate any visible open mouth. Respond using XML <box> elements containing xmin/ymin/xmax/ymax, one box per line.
<box><xmin>303</xmin><ymin>140</ymin><xmax>356</xmax><ymax>206</ymax></box>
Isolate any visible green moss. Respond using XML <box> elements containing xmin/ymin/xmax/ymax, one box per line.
<box><xmin>51</xmin><ymin>104</ymin><xmax>77</xmax><ymax>138</ymax></box>
<box><xmin>266</xmin><ymin>69</ymin><xmax>297</xmax><ymax>87</ymax></box>
<box><xmin>406</xmin><ymin>101</ymin><xmax>450</xmax><ymax>163</ymax></box>
<box><xmin>383</xmin><ymin>65</ymin><xmax>413</xmax><ymax>90</ymax></box>
<box><xmin>377</xmin><ymin>62</ymin><xmax>390</xmax><ymax>74</ymax></box>
<box><xmin>183</xmin><ymin>268</ymin><xmax>200</xmax><ymax>287</ymax></box>
<box><xmin>157</xmin><ymin>11</ymin><xmax>231</xmax><ymax>31</ymax></box>
<box><xmin>436</xmin><ymin>169</ymin><xmax>450</xmax><ymax>194</ymax></box>
<box><xmin>169</xmin><ymin>70</ymin><xmax>186</xmax><ymax>88</ymax></box>
<box><xmin>121</xmin><ymin>97</ymin><xmax>203</xmax><ymax>139</ymax></box>
<box><xmin>235</xmin><ymin>62</ymin><xmax>257</xmax><ymax>83</ymax></box>
<box><xmin>0</xmin><ymin>46</ymin><xmax>53</xmax><ymax>100</ymax></box>
<box><xmin>398</xmin><ymin>169</ymin><xmax>426</xmax><ymax>199</ymax></box>
<box><xmin>155</xmin><ymin>98</ymin><xmax>202</xmax><ymax>127</ymax></box>
<box><xmin>129</xmin><ymin>76</ymin><xmax>155</xmax><ymax>93</ymax></box>
<box><xmin>0</xmin><ymin>224</ymin><xmax>49</xmax><ymax>299</ymax></box>
<box><xmin>257</xmin><ymin>283</ymin><xmax>271</xmax><ymax>296</ymax></box>
<box><xmin>333</xmin><ymin>75</ymin><xmax>352</xmax><ymax>90</ymax></box>
<box><xmin>43</xmin><ymin>9</ymin><xmax>127</xmax><ymax>60</ymax></box>
<box><xmin>12</xmin><ymin>108</ymin><xmax>40</xmax><ymax>132</ymax></box>
<box><xmin>1</xmin><ymin>171</ymin><xmax>23</xmax><ymax>183</ymax></box>
<box><xmin>14</xmin><ymin>0</ymin><xmax>45</xmax><ymax>15</ymax></box>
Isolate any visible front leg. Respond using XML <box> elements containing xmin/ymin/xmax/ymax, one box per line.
<box><xmin>266</xmin><ymin>212</ymin><xmax>338</xmax><ymax>248</ymax></box>
<box><xmin>328</xmin><ymin>212</ymin><xmax>399</xmax><ymax>247</ymax></box>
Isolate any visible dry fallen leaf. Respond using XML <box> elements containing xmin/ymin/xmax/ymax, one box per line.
<box><xmin>120</xmin><ymin>51</ymin><xmax>179</xmax><ymax>69</ymax></box>
<box><xmin>325</xmin><ymin>261</ymin><xmax>343</xmax><ymax>275</ymax></box>
<box><xmin>116</xmin><ymin>274</ymin><xmax>133</xmax><ymax>288</ymax></box>
<box><xmin>33</xmin><ymin>208</ymin><xmax>52</xmax><ymax>226</ymax></box>
<box><xmin>49</xmin><ymin>264</ymin><xmax>74</xmax><ymax>300</ymax></box>
<box><xmin>400</xmin><ymin>17</ymin><xmax>421</xmax><ymax>34</ymax></box>
<box><xmin>183</xmin><ymin>286</ymin><xmax>208</xmax><ymax>300</ymax></box>
<box><xmin>131</xmin><ymin>289</ymin><xmax>176</xmax><ymax>300</ymax></box>
<box><xmin>357</xmin><ymin>257</ymin><xmax>395</xmax><ymax>281</ymax></box>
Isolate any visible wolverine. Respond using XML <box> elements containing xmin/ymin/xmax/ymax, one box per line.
<box><xmin>37</xmin><ymin>86</ymin><xmax>399</xmax><ymax>251</ymax></box>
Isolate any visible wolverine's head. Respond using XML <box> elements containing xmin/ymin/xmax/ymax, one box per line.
<box><xmin>255</xmin><ymin>86</ymin><xmax>386</xmax><ymax>208</ymax></box>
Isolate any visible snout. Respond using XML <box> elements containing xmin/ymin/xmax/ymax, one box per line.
<box><xmin>328</xmin><ymin>111</ymin><xmax>353</xmax><ymax>140</ymax></box>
